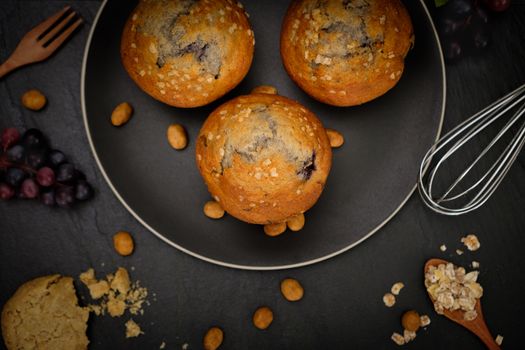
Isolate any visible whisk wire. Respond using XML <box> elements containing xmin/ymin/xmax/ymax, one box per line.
<box><xmin>418</xmin><ymin>83</ymin><xmax>525</xmax><ymax>215</ymax></box>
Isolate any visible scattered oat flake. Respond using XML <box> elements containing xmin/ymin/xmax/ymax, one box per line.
<box><xmin>495</xmin><ymin>335</ymin><xmax>504</xmax><ymax>346</ymax></box>
<box><xmin>440</xmin><ymin>244</ymin><xmax>447</xmax><ymax>252</ymax></box>
<box><xmin>391</xmin><ymin>332</ymin><xmax>405</xmax><ymax>345</ymax></box>
<box><xmin>403</xmin><ymin>329</ymin><xmax>416</xmax><ymax>342</ymax></box>
<box><xmin>182</xmin><ymin>344</ymin><xmax>189</xmax><ymax>350</ymax></box>
<box><xmin>391</xmin><ymin>282</ymin><xmax>404</xmax><ymax>296</ymax></box>
<box><xmin>456</xmin><ymin>249</ymin><xmax>464</xmax><ymax>255</ymax></box>
<box><xmin>383</xmin><ymin>293</ymin><xmax>396</xmax><ymax>307</ymax></box>
<box><xmin>420</xmin><ymin>314</ymin><xmax>431</xmax><ymax>327</ymax></box>
<box><xmin>160</xmin><ymin>341</ymin><xmax>166</xmax><ymax>349</ymax></box>
<box><xmin>461</xmin><ymin>234</ymin><xmax>480</xmax><ymax>251</ymax></box>
<box><xmin>472</xmin><ymin>261</ymin><xmax>480</xmax><ymax>268</ymax></box>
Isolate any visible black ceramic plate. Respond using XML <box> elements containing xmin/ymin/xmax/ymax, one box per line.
<box><xmin>82</xmin><ymin>0</ymin><xmax>444</xmax><ymax>270</ymax></box>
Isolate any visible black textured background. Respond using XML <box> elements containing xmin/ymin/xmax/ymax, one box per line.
<box><xmin>1</xmin><ymin>1</ymin><xmax>525</xmax><ymax>349</ymax></box>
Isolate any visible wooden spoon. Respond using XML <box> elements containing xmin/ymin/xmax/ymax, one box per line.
<box><xmin>424</xmin><ymin>258</ymin><xmax>501</xmax><ymax>350</ymax></box>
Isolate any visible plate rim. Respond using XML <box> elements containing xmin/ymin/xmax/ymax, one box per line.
<box><xmin>81</xmin><ymin>0</ymin><xmax>446</xmax><ymax>271</ymax></box>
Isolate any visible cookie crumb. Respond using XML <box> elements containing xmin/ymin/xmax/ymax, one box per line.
<box><xmin>456</xmin><ymin>249</ymin><xmax>464</xmax><ymax>255</ymax></box>
<box><xmin>461</xmin><ymin>234</ymin><xmax>480</xmax><ymax>251</ymax></box>
<box><xmin>160</xmin><ymin>341</ymin><xmax>166</xmax><ymax>349</ymax></box>
<box><xmin>182</xmin><ymin>343</ymin><xmax>189</xmax><ymax>350</ymax></box>
<box><xmin>125</xmin><ymin>319</ymin><xmax>144</xmax><ymax>338</ymax></box>
<box><xmin>472</xmin><ymin>261</ymin><xmax>480</xmax><ymax>268</ymax></box>
<box><xmin>439</xmin><ymin>244</ymin><xmax>447</xmax><ymax>252</ymax></box>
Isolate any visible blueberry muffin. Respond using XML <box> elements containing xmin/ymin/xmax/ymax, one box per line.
<box><xmin>280</xmin><ymin>0</ymin><xmax>414</xmax><ymax>106</ymax></box>
<box><xmin>196</xmin><ymin>89</ymin><xmax>332</xmax><ymax>225</ymax></box>
<box><xmin>121</xmin><ymin>0</ymin><xmax>255</xmax><ymax>108</ymax></box>
<box><xmin>1</xmin><ymin>275</ymin><xmax>89</xmax><ymax>350</ymax></box>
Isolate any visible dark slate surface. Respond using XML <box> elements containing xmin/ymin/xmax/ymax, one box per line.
<box><xmin>1</xmin><ymin>1</ymin><xmax>524</xmax><ymax>349</ymax></box>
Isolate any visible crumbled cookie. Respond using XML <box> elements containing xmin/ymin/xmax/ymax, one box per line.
<box><xmin>125</xmin><ymin>319</ymin><xmax>144</xmax><ymax>338</ymax></box>
<box><xmin>420</xmin><ymin>315</ymin><xmax>431</xmax><ymax>327</ymax></box>
<box><xmin>461</xmin><ymin>234</ymin><xmax>480</xmax><ymax>251</ymax></box>
<box><xmin>439</xmin><ymin>244</ymin><xmax>447</xmax><ymax>252</ymax></box>
<box><xmin>1</xmin><ymin>275</ymin><xmax>89</xmax><ymax>350</ymax></box>
<box><xmin>495</xmin><ymin>334</ymin><xmax>503</xmax><ymax>346</ymax></box>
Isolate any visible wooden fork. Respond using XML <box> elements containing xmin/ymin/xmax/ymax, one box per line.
<box><xmin>0</xmin><ymin>6</ymin><xmax>83</xmax><ymax>79</ymax></box>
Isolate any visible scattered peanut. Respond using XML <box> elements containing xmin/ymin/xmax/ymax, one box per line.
<box><xmin>113</xmin><ymin>231</ymin><xmax>134</xmax><ymax>256</ymax></box>
<box><xmin>251</xmin><ymin>85</ymin><xmax>278</xmax><ymax>95</ymax></box>
<box><xmin>21</xmin><ymin>89</ymin><xmax>46</xmax><ymax>111</ymax></box>
<box><xmin>326</xmin><ymin>128</ymin><xmax>344</xmax><ymax>148</ymax></box>
<box><xmin>203</xmin><ymin>201</ymin><xmax>225</xmax><ymax>219</ymax></box>
<box><xmin>286</xmin><ymin>213</ymin><xmax>305</xmax><ymax>231</ymax></box>
<box><xmin>167</xmin><ymin>123</ymin><xmax>188</xmax><ymax>150</ymax></box>
<box><xmin>263</xmin><ymin>222</ymin><xmax>287</xmax><ymax>237</ymax></box>
<box><xmin>252</xmin><ymin>306</ymin><xmax>273</xmax><ymax>330</ymax></box>
<box><xmin>401</xmin><ymin>310</ymin><xmax>421</xmax><ymax>332</ymax></box>
<box><xmin>280</xmin><ymin>278</ymin><xmax>304</xmax><ymax>302</ymax></box>
<box><xmin>203</xmin><ymin>327</ymin><xmax>223</xmax><ymax>350</ymax></box>
<box><xmin>111</xmin><ymin>102</ymin><xmax>133</xmax><ymax>126</ymax></box>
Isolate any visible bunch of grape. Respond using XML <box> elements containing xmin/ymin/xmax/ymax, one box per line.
<box><xmin>437</xmin><ymin>0</ymin><xmax>511</xmax><ymax>62</ymax></box>
<box><xmin>0</xmin><ymin>127</ymin><xmax>93</xmax><ymax>207</ymax></box>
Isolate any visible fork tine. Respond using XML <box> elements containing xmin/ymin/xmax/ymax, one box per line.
<box><xmin>28</xmin><ymin>6</ymin><xmax>71</xmax><ymax>39</ymax></box>
<box><xmin>44</xmin><ymin>18</ymin><xmax>83</xmax><ymax>53</ymax></box>
<box><xmin>39</xmin><ymin>11</ymin><xmax>77</xmax><ymax>45</ymax></box>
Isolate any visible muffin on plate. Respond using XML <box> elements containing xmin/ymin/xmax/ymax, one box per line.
<box><xmin>196</xmin><ymin>89</ymin><xmax>332</xmax><ymax>225</ymax></box>
<box><xmin>121</xmin><ymin>0</ymin><xmax>254</xmax><ymax>108</ymax></box>
<box><xmin>280</xmin><ymin>0</ymin><xmax>414</xmax><ymax>107</ymax></box>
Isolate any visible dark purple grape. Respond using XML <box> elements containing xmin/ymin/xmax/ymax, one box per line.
<box><xmin>25</xmin><ymin>148</ymin><xmax>48</xmax><ymax>169</ymax></box>
<box><xmin>484</xmin><ymin>0</ymin><xmax>511</xmax><ymax>12</ymax></box>
<box><xmin>75</xmin><ymin>180</ymin><xmax>93</xmax><ymax>201</ymax></box>
<box><xmin>36</xmin><ymin>166</ymin><xmax>55</xmax><ymax>187</ymax></box>
<box><xmin>0</xmin><ymin>183</ymin><xmax>15</xmax><ymax>200</ymax></box>
<box><xmin>438</xmin><ymin>17</ymin><xmax>465</xmax><ymax>36</ymax></box>
<box><xmin>445</xmin><ymin>0</ymin><xmax>475</xmax><ymax>19</ymax></box>
<box><xmin>443</xmin><ymin>39</ymin><xmax>463</xmax><ymax>61</ymax></box>
<box><xmin>49</xmin><ymin>150</ymin><xmax>67</xmax><ymax>167</ymax></box>
<box><xmin>20</xmin><ymin>178</ymin><xmax>39</xmax><ymax>199</ymax></box>
<box><xmin>56</xmin><ymin>163</ymin><xmax>76</xmax><ymax>183</ymax></box>
<box><xmin>41</xmin><ymin>190</ymin><xmax>56</xmax><ymax>206</ymax></box>
<box><xmin>5</xmin><ymin>168</ymin><xmax>26</xmax><ymax>187</ymax></box>
<box><xmin>6</xmin><ymin>145</ymin><xmax>25</xmax><ymax>163</ymax></box>
<box><xmin>474</xmin><ymin>6</ymin><xmax>489</xmax><ymax>25</ymax></box>
<box><xmin>22</xmin><ymin>128</ymin><xmax>47</xmax><ymax>149</ymax></box>
<box><xmin>1</xmin><ymin>128</ymin><xmax>20</xmax><ymax>150</ymax></box>
<box><xmin>55</xmin><ymin>185</ymin><xmax>75</xmax><ymax>207</ymax></box>
<box><xmin>473</xmin><ymin>29</ymin><xmax>490</xmax><ymax>49</ymax></box>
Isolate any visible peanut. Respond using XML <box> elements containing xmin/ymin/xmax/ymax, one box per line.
<box><xmin>167</xmin><ymin>124</ymin><xmax>188</xmax><ymax>150</ymax></box>
<box><xmin>111</xmin><ymin>102</ymin><xmax>133</xmax><ymax>126</ymax></box>
<box><xmin>401</xmin><ymin>310</ymin><xmax>421</xmax><ymax>332</ymax></box>
<box><xmin>203</xmin><ymin>327</ymin><xmax>223</xmax><ymax>350</ymax></box>
<box><xmin>21</xmin><ymin>89</ymin><xmax>46</xmax><ymax>111</ymax></box>
<box><xmin>252</xmin><ymin>306</ymin><xmax>273</xmax><ymax>330</ymax></box>
<box><xmin>251</xmin><ymin>85</ymin><xmax>278</xmax><ymax>95</ymax></box>
<box><xmin>286</xmin><ymin>213</ymin><xmax>305</xmax><ymax>231</ymax></box>
<box><xmin>326</xmin><ymin>128</ymin><xmax>344</xmax><ymax>148</ymax></box>
<box><xmin>113</xmin><ymin>231</ymin><xmax>134</xmax><ymax>256</ymax></box>
<box><xmin>203</xmin><ymin>201</ymin><xmax>225</xmax><ymax>219</ymax></box>
<box><xmin>263</xmin><ymin>222</ymin><xmax>287</xmax><ymax>237</ymax></box>
<box><xmin>280</xmin><ymin>278</ymin><xmax>304</xmax><ymax>302</ymax></box>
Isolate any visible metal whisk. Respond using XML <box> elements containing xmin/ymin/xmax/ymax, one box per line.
<box><xmin>418</xmin><ymin>83</ymin><xmax>525</xmax><ymax>215</ymax></box>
